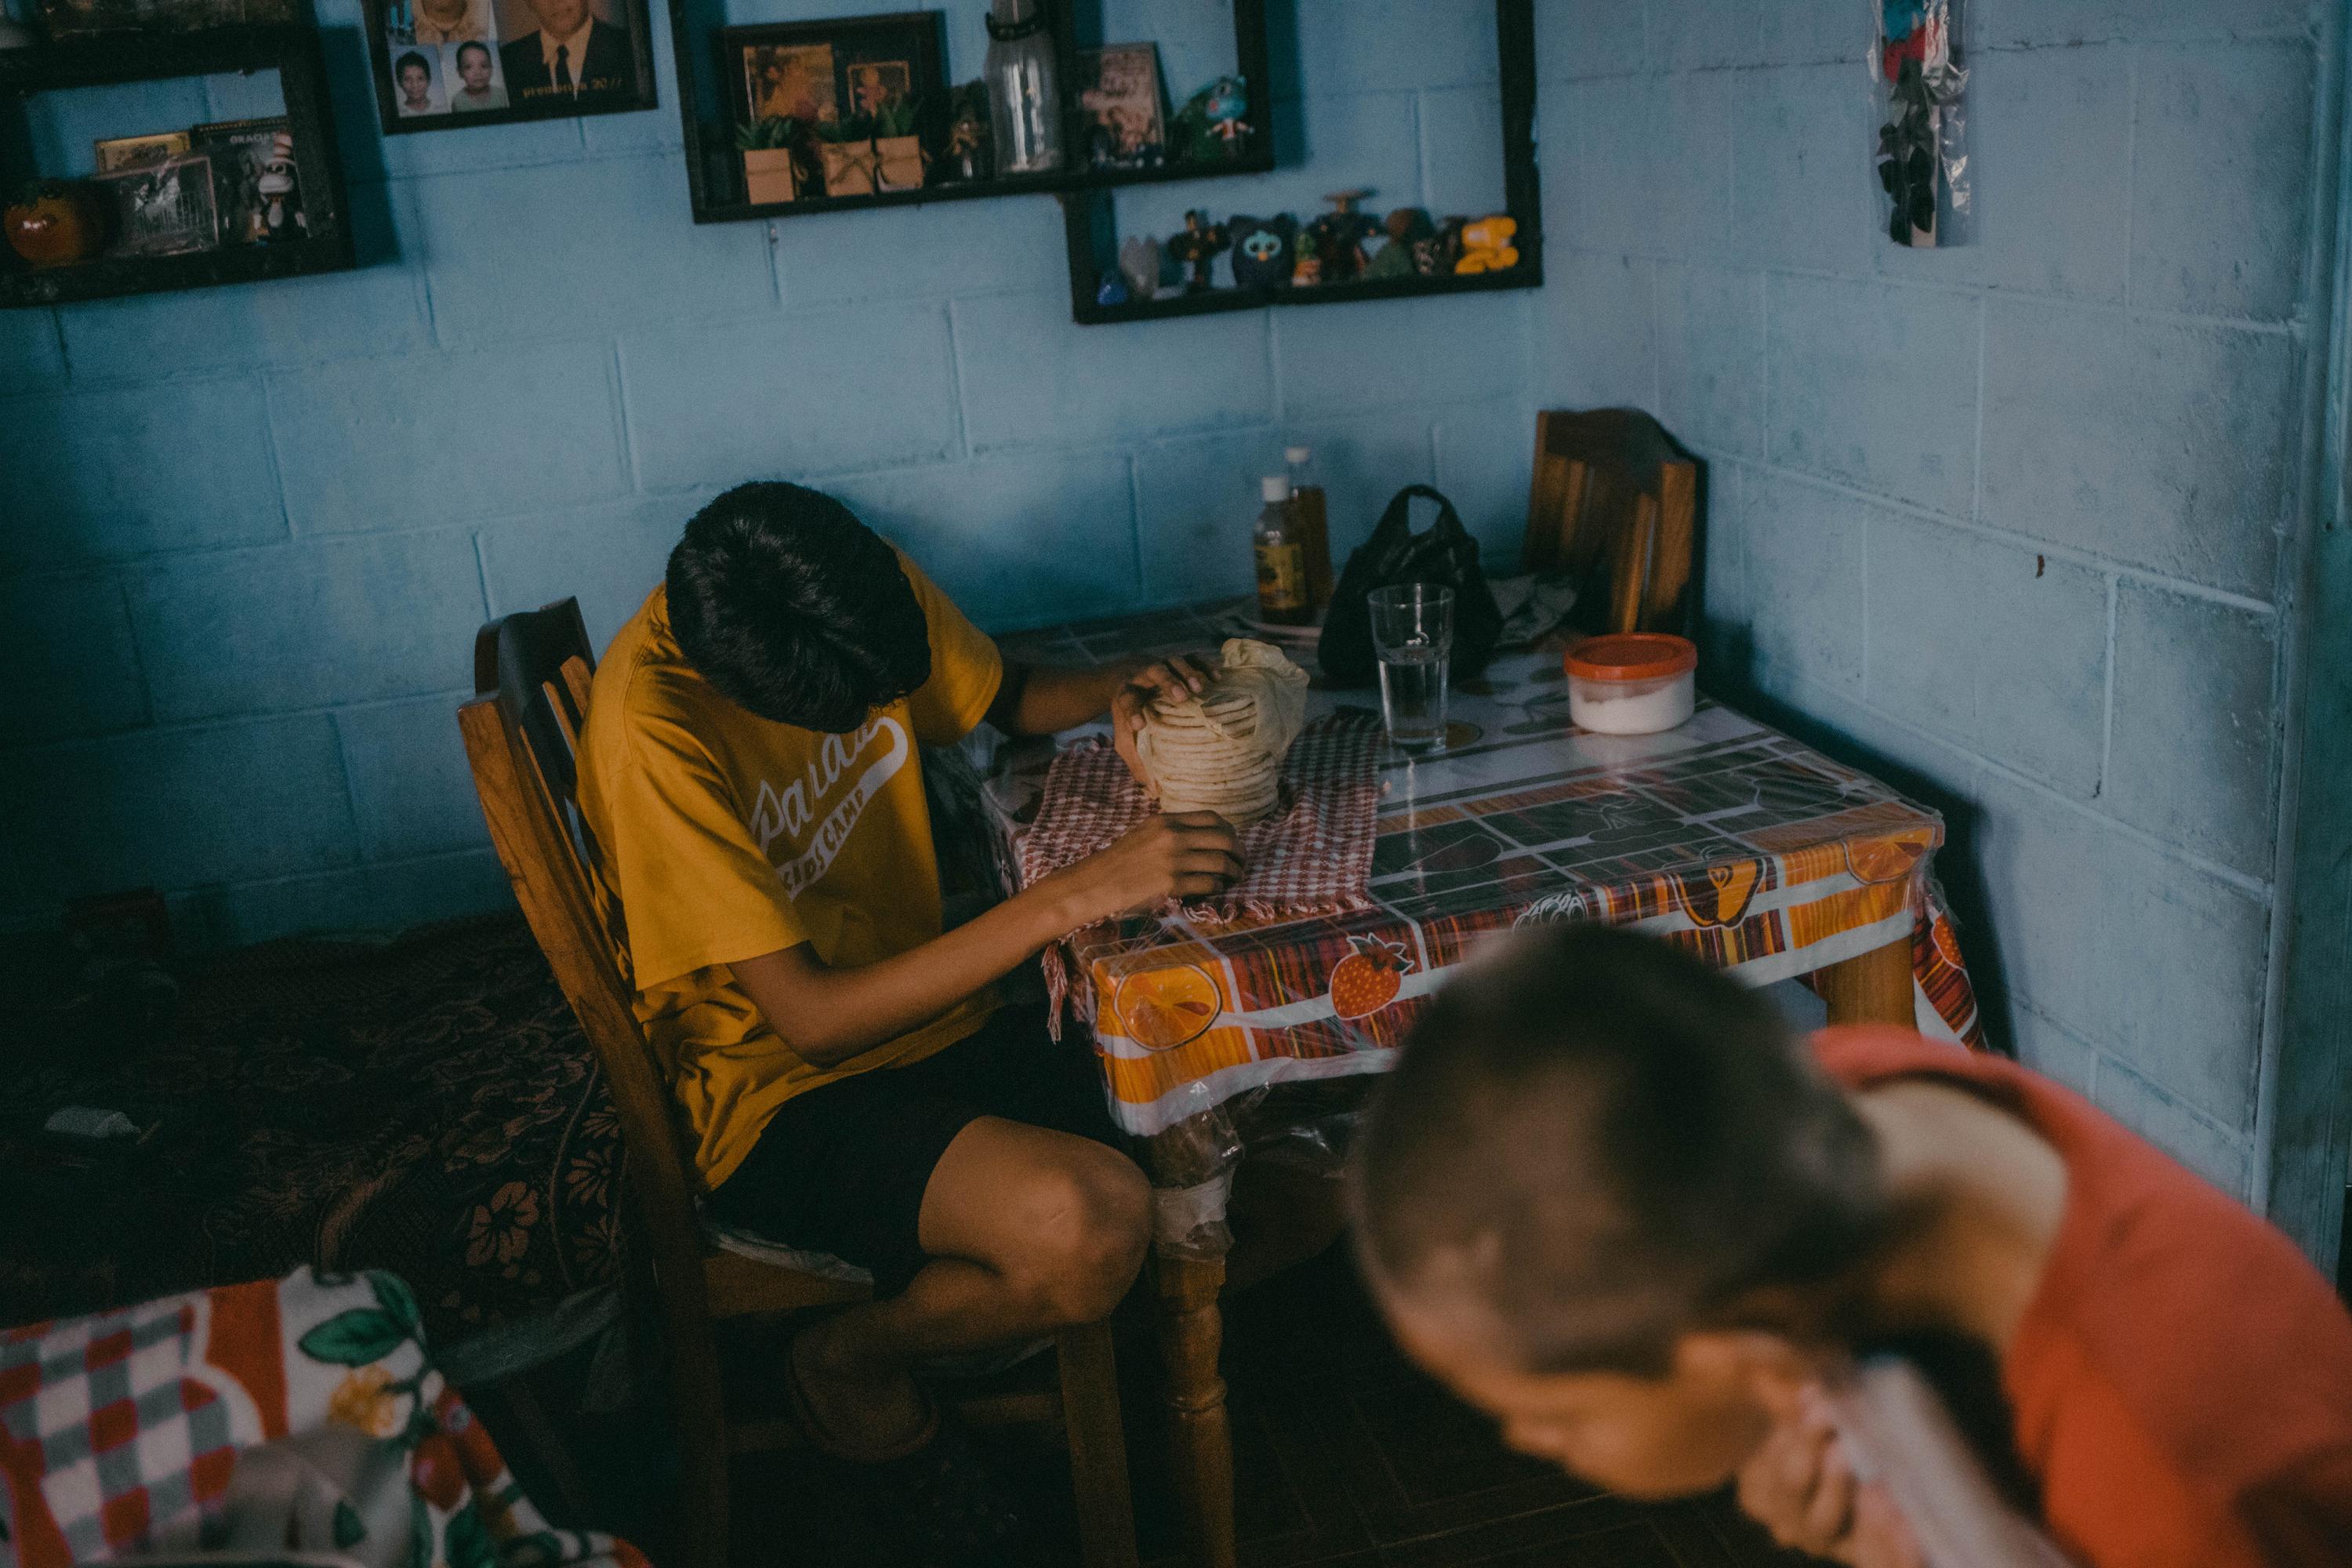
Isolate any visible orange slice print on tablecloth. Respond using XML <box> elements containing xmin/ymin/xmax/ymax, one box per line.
<box><xmin>1844</xmin><ymin>830</ymin><xmax>1931</xmax><ymax>885</ymax></box>
<box><xmin>1931</xmin><ymin>912</ymin><xmax>1965</xmax><ymax>969</ymax></box>
<box><xmin>1675</xmin><ymin>858</ymin><xmax>1763</xmax><ymax>927</ymax></box>
<box><xmin>1114</xmin><ymin>962</ymin><xmax>1224</xmax><ymax>1052</ymax></box>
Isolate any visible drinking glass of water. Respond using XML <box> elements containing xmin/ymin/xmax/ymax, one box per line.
<box><xmin>1368</xmin><ymin>583</ymin><xmax>1454</xmax><ymax>753</ymax></box>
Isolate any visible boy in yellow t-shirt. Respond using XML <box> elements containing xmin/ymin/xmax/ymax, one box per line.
<box><xmin>575</xmin><ymin>482</ymin><xmax>1240</xmax><ymax>1514</ymax></box>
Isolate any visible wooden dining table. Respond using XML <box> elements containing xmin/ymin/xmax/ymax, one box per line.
<box><xmin>982</xmin><ymin>599</ymin><xmax>1984</xmax><ymax>1568</ymax></box>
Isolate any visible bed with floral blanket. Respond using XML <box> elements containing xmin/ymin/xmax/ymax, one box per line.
<box><xmin>0</xmin><ymin>916</ymin><xmax>623</xmax><ymax>1367</ymax></box>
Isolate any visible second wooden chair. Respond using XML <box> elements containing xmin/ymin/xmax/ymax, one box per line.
<box><xmin>1523</xmin><ymin>407</ymin><xmax>1701</xmax><ymax>637</ymax></box>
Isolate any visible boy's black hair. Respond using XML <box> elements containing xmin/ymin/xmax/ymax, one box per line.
<box><xmin>665</xmin><ymin>481</ymin><xmax>932</xmax><ymax>734</ymax></box>
<box><xmin>456</xmin><ymin>39</ymin><xmax>491</xmax><ymax>63</ymax></box>
<box><xmin>1348</xmin><ymin>923</ymin><xmax>1890</xmax><ymax>1375</ymax></box>
<box><xmin>396</xmin><ymin>50</ymin><xmax>432</xmax><ymax>78</ymax></box>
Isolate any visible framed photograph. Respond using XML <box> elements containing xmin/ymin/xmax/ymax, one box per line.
<box><xmin>97</xmin><ymin>154</ymin><xmax>219</xmax><ymax>256</ymax></box>
<box><xmin>93</xmin><ymin>132</ymin><xmax>191</xmax><ymax>174</ymax></box>
<box><xmin>741</xmin><ymin>42</ymin><xmax>837</xmax><ymax>125</ymax></box>
<box><xmin>362</xmin><ymin>0</ymin><xmax>655</xmax><ymax>134</ymax></box>
<box><xmin>719</xmin><ymin>12</ymin><xmax>942</xmax><ymax>136</ymax></box>
<box><xmin>1076</xmin><ymin>43</ymin><xmax>1166</xmax><ymax>168</ymax></box>
<box><xmin>192</xmin><ymin>118</ymin><xmax>309</xmax><ymax>245</ymax></box>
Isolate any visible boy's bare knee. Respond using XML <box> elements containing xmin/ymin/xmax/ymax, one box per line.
<box><xmin>1006</xmin><ymin>1147</ymin><xmax>1151</xmax><ymax>1325</ymax></box>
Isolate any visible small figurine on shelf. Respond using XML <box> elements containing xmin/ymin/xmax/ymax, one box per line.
<box><xmin>1292</xmin><ymin>248</ymin><xmax>1322</xmax><ymax>287</ymax></box>
<box><xmin>942</xmin><ymin>82</ymin><xmax>993</xmax><ymax>183</ymax></box>
<box><xmin>1455</xmin><ymin>214</ymin><xmax>1520</xmax><ymax>274</ymax></box>
<box><xmin>1118</xmin><ymin>235</ymin><xmax>1163</xmax><ymax>301</ymax></box>
<box><xmin>1167</xmin><ymin>209</ymin><xmax>1230</xmax><ymax>292</ymax></box>
<box><xmin>1415</xmin><ymin>215</ymin><xmax>1470</xmax><ymax>277</ymax></box>
<box><xmin>1171</xmin><ymin>74</ymin><xmax>1251</xmax><ymax>162</ymax></box>
<box><xmin>4</xmin><ymin>180</ymin><xmax>106</xmax><ymax>268</ymax></box>
<box><xmin>1302</xmin><ymin>189</ymin><xmax>1379</xmax><ymax>283</ymax></box>
<box><xmin>1364</xmin><ymin>206</ymin><xmax>1432</xmax><ymax>279</ymax></box>
<box><xmin>256</xmin><ymin>131</ymin><xmax>306</xmax><ymax>243</ymax></box>
<box><xmin>1096</xmin><ymin>274</ymin><xmax>1130</xmax><ymax>307</ymax></box>
<box><xmin>1229</xmin><ymin>213</ymin><xmax>1294</xmax><ymax>291</ymax></box>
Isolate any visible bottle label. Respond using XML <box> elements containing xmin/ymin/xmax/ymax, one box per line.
<box><xmin>1256</xmin><ymin>541</ymin><xmax>1308</xmax><ymax>612</ymax></box>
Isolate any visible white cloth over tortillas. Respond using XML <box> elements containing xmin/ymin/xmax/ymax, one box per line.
<box><xmin>1134</xmin><ymin>638</ymin><xmax>1311</xmax><ymax>826</ymax></box>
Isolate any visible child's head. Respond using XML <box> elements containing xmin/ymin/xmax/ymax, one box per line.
<box><xmin>666</xmin><ymin>481</ymin><xmax>931</xmax><ymax>734</ymax></box>
<box><xmin>458</xmin><ymin>41</ymin><xmax>492</xmax><ymax>89</ymax></box>
<box><xmin>1348</xmin><ymin>923</ymin><xmax>1890</xmax><ymax>1497</ymax></box>
<box><xmin>397</xmin><ymin>51</ymin><xmax>433</xmax><ymax>103</ymax></box>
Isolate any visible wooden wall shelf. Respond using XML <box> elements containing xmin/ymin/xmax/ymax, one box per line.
<box><xmin>1061</xmin><ymin>0</ymin><xmax>1540</xmax><ymax>325</ymax></box>
<box><xmin>0</xmin><ymin>24</ymin><xmax>355</xmax><ymax>310</ymax></box>
<box><xmin>1069</xmin><ymin>262</ymin><xmax>1539</xmax><ymax>325</ymax></box>
<box><xmin>689</xmin><ymin>144</ymin><xmax>1275</xmax><ymax>225</ymax></box>
<box><xmin>669</xmin><ymin>0</ymin><xmax>1273</xmax><ymax>226</ymax></box>
<box><xmin>663</xmin><ymin>0</ymin><xmax>1538</xmax><ymax>324</ymax></box>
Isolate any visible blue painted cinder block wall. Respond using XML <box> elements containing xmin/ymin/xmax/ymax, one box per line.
<box><xmin>0</xmin><ymin>0</ymin><xmax>2326</xmax><ymax>1201</ymax></box>
<box><xmin>1541</xmin><ymin>0</ymin><xmax>2326</xmax><ymax>1197</ymax></box>
<box><xmin>0</xmin><ymin>0</ymin><xmax>1534</xmax><ymax>946</ymax></box>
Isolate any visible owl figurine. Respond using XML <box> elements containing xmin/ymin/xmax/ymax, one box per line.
<box><xmin>1228</xmin><ymin>214</ymin><xmax>1295</xmax><ymax>291</ymax></box>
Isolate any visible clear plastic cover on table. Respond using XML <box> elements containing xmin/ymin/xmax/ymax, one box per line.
<box><xmin>978</xmin><ymin>602</ymin><xmax>1987</xmax><ymax>1262</ymax></box>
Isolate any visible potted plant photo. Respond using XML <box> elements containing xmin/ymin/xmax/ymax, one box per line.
<box><xmin>735</xmin><ymin>116</ymin><xmax>803</xmax><ymax>204</ymax></box>
<box><xmin>815</xmin><ymin>99</ymin><xmax>924</xmax><ymax>197</ymax></box>
<box><xmin>869</xmin><ymin>96</ymin><xmax>924</xmax><ymax>191</ymax></box>
<box><xmin>814</xmin><ymin>114</ymin><xmax>876</xmax><ymax>197</ymax></box>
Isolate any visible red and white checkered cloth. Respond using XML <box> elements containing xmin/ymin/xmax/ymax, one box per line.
<box><xmin>0</xmin><ymin>1267</ymin><xmax>648</xmax><ymax>1568</ymax></box>
<box><xmin>1018</xmin><ymin>710</ymin><xmax>1384</xmax><ymax>1033</ymax></box>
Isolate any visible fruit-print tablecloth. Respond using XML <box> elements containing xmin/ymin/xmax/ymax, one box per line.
<box><xmin>985</xmin><ymin>601</ymin><xmax>1984</xmax><ymax>1156</ymax></box>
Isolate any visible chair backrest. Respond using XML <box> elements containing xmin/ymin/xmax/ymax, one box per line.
<box><xmin>1523</xmin><ymin>408</ymin><xmax>1700</xmax><ymax>637</ymax></box>
<box><xmin>457</xmin><ymin>601</ymin><xmax>706</xmax><ymax>1263</ymax></box>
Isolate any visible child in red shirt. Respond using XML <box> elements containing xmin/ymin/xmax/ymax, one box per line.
<box><xmin>1348</xmin><ymin>924</ymin><xmax>2352</xmax><ymax>1567</ymax></box>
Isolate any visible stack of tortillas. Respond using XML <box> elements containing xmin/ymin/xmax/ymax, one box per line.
<box><xmin>1134</xmin><ymin>638</ymin><xmax>1312</xmax><ymax>826</ymax></box>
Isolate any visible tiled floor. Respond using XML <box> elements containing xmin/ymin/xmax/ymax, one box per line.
<box><xmin>516</xmin><ymin>1245</ymin><xmax>1807</xmax><ymax>1567</ymax></box>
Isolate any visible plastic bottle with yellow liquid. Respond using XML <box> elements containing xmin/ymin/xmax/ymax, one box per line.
<box><xmin>1253</xmin><ymin>476</ymin><xmax>1314</xmax><ymax>626</ymax></box>
<box><xmin>1283</xmin><ymin>445</ymin><xmax>1334</xmax><ymax>612</ymax></box>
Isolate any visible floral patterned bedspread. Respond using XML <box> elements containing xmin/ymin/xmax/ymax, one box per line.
<box><xmin>2</xmin><ymin>1265</ymin><xmax>647</xmax><ymax>1568</ymax></box>
<box><xmin>0</xmin><ymin>916</ymin><xmax>622</xmax><ymax>1348</ymax></box>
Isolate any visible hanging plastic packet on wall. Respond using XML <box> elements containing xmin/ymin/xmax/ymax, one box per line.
<box><xmin>1869</xmin><ymin>0</ymin><xmax>1971</xmax><ymax>247</ymax></box>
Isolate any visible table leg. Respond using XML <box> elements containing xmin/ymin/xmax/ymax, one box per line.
<box><xmin>1154</xmin><ymin>1250</ymin><xmax>1237</xmax><ymax>1568</ymax></box>
<box><xmin>1818</xmin><ymin>931</ymin><xmax>1915</xmax><ymax>1026</ymax></box>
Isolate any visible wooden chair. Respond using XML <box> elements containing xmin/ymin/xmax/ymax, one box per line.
<box><xmin>1523</xmin><ymin>408</ymin><xmax>1702</xmax><ymax>637</ymax></box>
<box><xmin>457</xmin><ymin>599</ymin><xmax>1139</xmax><ymax>1568</ymax></box>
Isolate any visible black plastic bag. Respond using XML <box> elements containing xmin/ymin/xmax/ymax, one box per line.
<box><xmin>1317</xmin><ymin>485</ymin><xmax>1504</xmax><ymax>687</ymax></box>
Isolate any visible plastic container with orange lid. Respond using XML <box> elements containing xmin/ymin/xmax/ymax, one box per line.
<box><xmin>1564</xmin><ymin>633</ymin><xmax>1698</xmax><ymax>735</ymax></box>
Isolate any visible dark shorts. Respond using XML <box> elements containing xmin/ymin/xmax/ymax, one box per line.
<box><xmin>706</xmin><ymin>1002</ymin><xmax>1122</xmax><ymax>1293</ymax></box>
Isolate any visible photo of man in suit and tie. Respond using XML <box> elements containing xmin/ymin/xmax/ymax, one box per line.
<box><xmin>497</xmin><ymin>0</ymin><xmax>631</xmax><ymax>102</ymax></box>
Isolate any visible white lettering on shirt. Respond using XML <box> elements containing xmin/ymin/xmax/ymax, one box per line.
<box><xmin>748</xmin><ymin>715</ymin><xmax>909</xmax><ymax>896</ymax></box>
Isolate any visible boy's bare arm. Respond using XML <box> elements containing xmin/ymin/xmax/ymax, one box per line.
<box><xmin>991</xmin><ymin>656</ymin><xmax>1212</xmax><ymax>782</ymax></box>
<box><xmin>728</xmin><ymin>811</ymin><xmax>1242</xmax><ymax>1066</ymax></box>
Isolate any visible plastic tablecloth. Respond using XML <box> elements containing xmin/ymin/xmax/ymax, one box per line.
<box><xmin>985</xmin><ymin>602</ymin><xmax>1983</xmax><ymax>1250</ymax></box>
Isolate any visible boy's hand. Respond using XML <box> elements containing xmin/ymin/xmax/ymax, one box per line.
<box><xmin>1111</xmin><ymin>653</ymin><xmax>1213</xmax><ymax>786</ymax></box>
<box><xmin>1735</xmin><ymin>1391</ymin><xmax>1921</xmax><ymax>1568</ymax></box>
<box><xmin>1048</xmin><ymin>812</ymin><xmax>1244</xmax><ymax>925</ymax></box>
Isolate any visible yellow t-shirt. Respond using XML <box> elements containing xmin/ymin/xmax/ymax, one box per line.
<box><xmin>575</xmin><ymin>554</ymin><xmax>1004</xmax><ymax>1189</ymax></box>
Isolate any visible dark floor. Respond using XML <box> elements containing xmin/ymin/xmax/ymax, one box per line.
<box><xmin>503</xmin><ymin>1245</ymin><xmax>1807</xmax><ymax>1568</ymax></box>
